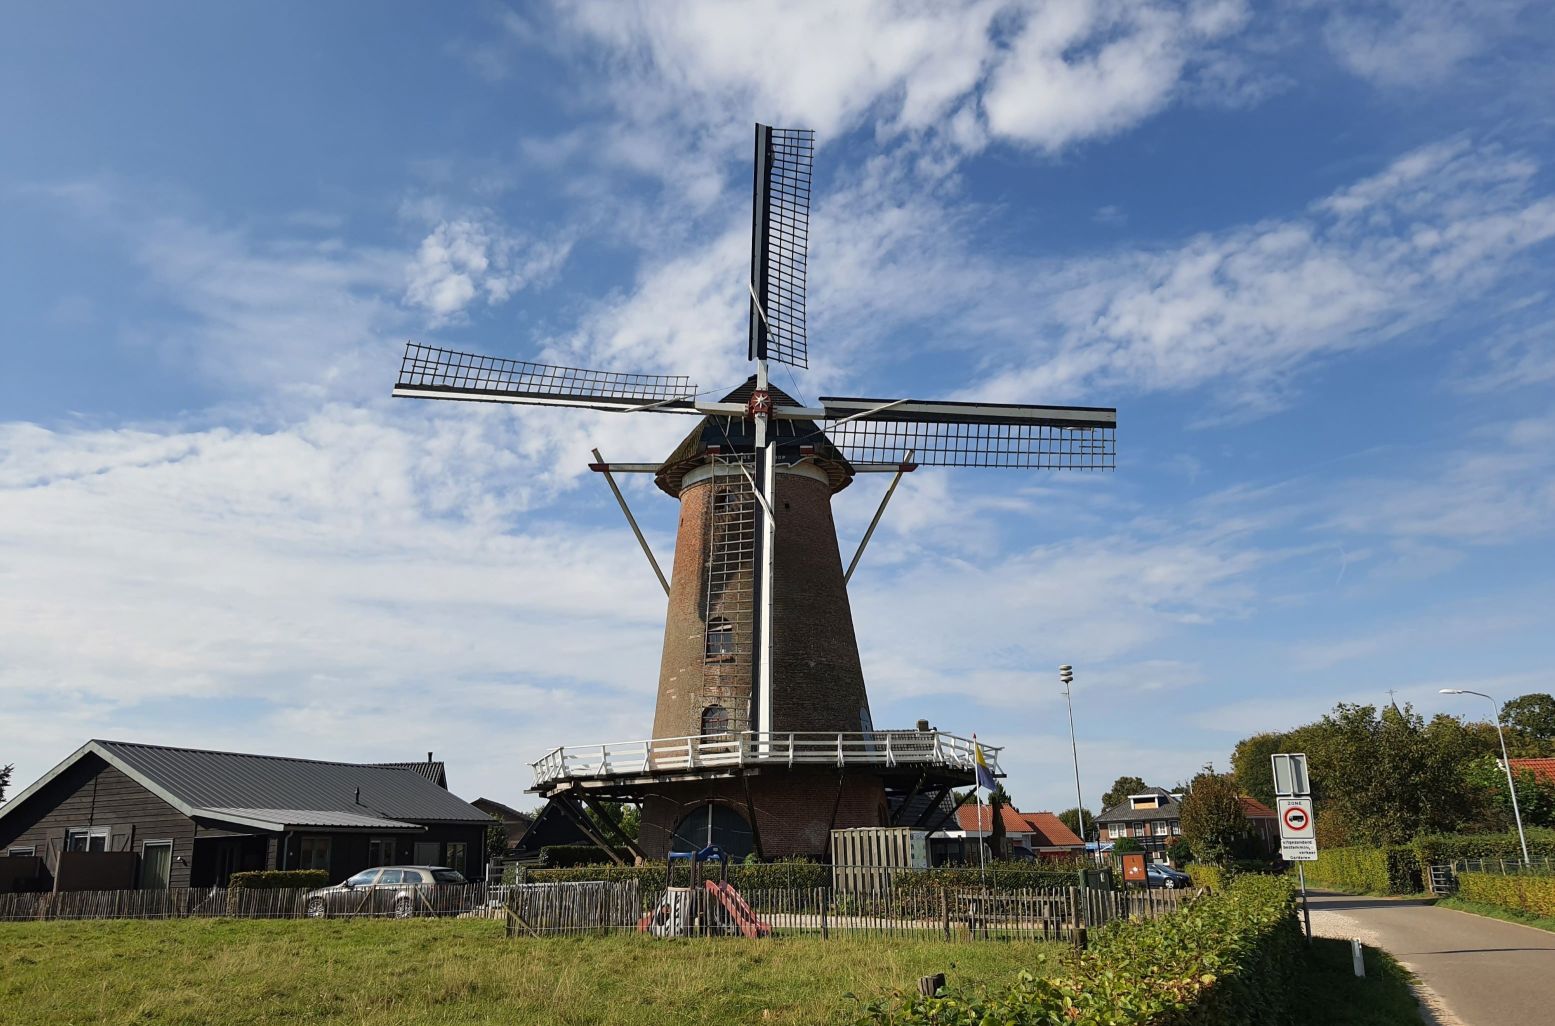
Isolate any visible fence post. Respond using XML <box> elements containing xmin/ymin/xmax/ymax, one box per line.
<box><xmin>821</xmin><ymin>889</ymin><xmax>829</xmax><ymax>940</ymax></box>
<box><xmin>941</xmin><ymin>886</ymin><xmax>950</xmax><ymax>940</ymax></box>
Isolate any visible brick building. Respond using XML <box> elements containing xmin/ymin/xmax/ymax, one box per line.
<box><xmin>1095</xmin><ymin>787</ymin><xmax>1278</xmax><ymax>863</ymax></box>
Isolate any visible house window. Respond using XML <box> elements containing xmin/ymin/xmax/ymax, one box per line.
<box><xmin>8</xmin><ymin>847</ymin><xmax>35</xmax><ymax>857</ymax></box>
<box><xmin>414</xmin><ymin>841</ymin><xmax>440</xmax><ymax>865</ymax></box>
<box><xmin>701</xmin><ymin>704</ymin><xmax>731</xmax><ymax>736</ymax></box>
<box><xmin>445</xmin><ymin>842</ymin><xmax>468</xmax><ymax>875</ymax></box>
<box><xmin>1171</xmin><ymin>821</ymin><xmax>1181</xmax><ymax>835</ymax></box>
<box><xmin>368</xmin><ymin>837</ymin><xmax>396</xmax><ymax>866</ymax></box>
<box><xmin>1132</xmin><ymin>822</ymin><xmax>1144</xmax><ymax>837</ymax></box>
<box><xmin>65</xmin><ymin>827</ymin><xmax>110</xmax><ymax>852</ymax></box>
<box><xmin>1152</xmin><ymin>821</ymin><xmax>1168</xmax><ymax>836</ymax></box>
<box><xmin>140</xmin><ymin>841</ymin><xmax>173</xmax><ymax>889</ymax></box>
<box><xmin>298</xmin><ymin>836</ymin><xmax>332</xmax><ymax>871</ymax></box>
<box><xmin>705</xmin><ymin>618</ymin><xmax>735</xmax><ymax>660</ymax></box>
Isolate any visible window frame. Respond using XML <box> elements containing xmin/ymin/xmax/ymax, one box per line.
<box><xmin>139</xmin><ymin>839</ymin><xmax>174</xmax><ymax>889</ymax></box>
<box><xmin>704</xmin><ymin>618</ymin><xmax>736</xmax><ymax>662</ymax></box>
<box><xmin>298</xmin><ymin>835</ymin><xmax>333</xmax><ymax>872</ymax></box>
<box><xmin>65</xmin><ymin>826</ymin><xmax>111</xmax><ymax>853</ymax></box>
<box><xmin>7</xmin><ymin>846</ymin><xmax>36</xmax><ymax>857</ymax></box>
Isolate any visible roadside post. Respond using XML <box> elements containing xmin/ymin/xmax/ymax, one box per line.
<box><xmin>1272</xmin><ymin>753</ymin><xmax>1317</xmax><ymax>942</ymax></box>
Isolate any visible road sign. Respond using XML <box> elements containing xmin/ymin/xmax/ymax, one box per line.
<box><xmin>1271</xmin><ymin>753</ymin><xmax>1310</xmax><ymax>797</ymax></box>
<box><xmin>1121</xmin><ymin>853</ymin><xmax>1147</xmax><ymax>885</ymax></box>
<box><xmin>1278</xmin><ymin>797</ymin><xmax>1317</xmax><ymax>861</ymax></box>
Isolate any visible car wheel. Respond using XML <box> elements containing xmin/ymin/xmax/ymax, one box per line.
<box><xmin>305</xmin><ymin>896</ymin><xmax>326</xmax><ymax>918</ymax></box>
<box><xmin>393</xmin><ymin>895</ymin><xmax>414</xmax><ymax>919</ymax></box>
<box><xmin>1165</xmin><ymin>879</ymin><xmax>1177</xmax><ymax>889</ymax></box>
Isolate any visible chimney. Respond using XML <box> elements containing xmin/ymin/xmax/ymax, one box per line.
<box><xmin>427</xmin><ymin>751</ymin><xmax>434</xmax><ymax>763</ymax></box>
<box><xmin>354</xmin><ymin>786</ymin><xmax>361</xmax><ymax>805</ymax></box>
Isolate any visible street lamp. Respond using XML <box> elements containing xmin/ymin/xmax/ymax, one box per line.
<box><xmin>1440</xmin><ymin>688</ymin><xmax>1530</xmax><ymax>865</ymax></box>
<box><xmin>1060</xmin><ymin>665</ymin><xmax>1089</xmax><ymax>861</ymax></box>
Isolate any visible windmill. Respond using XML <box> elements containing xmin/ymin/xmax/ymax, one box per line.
<box><xmin>393</xmin><ymin>125</ymin><xmax>1116</xmax><ymax>862</ymax></box>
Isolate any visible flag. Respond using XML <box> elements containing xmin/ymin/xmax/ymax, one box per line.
<box><xmin>973</xmin><ymin>735</ymin><xmax>997</xmax><ymax>792</ymax></box>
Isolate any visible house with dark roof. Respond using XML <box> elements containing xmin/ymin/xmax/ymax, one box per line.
<box><xmin>928</xmin><ymin>803</ymin><xmax>1085</xmax><ymax>863</ymax></box>
<box><xmin>0</xmin><ymin>740</ymin><xmax>491</xmax><ymax>891</ymax></box>
<box><xmin>1094</xmin><ymin>787</ymin><xmax>1278</xmax><ymax>863</ymax></box>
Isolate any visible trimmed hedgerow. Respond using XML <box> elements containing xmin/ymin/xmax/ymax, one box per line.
<box><xmin>1457</xmin><ymin>870</ymin><xmax>1555</xmax><ymax>918</ymax></box>
<box><xmin>856</xmin><ymin>875</ymin><xmax>1300</xmax><ymax>1026</ymax></box>
<box><xmin>525</xmin><ymin>858</ymin><xmax>830</xmax><ymax>895</ymax></box>
<box><xmin>890</xmin><ymin>863</ymin><xmax>1078</xmax><ymax>899</ymax></box>
<box><xmin>537</xmin><ymin>844</ymin><xmax>634</xmax><ymax>867</ymax></box>
<box><xmin>1412</xmin><ymin>828</ymin><xmax>1555</xmax><ymax>868</ymax></box>
<box><xmin>1300</xmin><ymin>845</ymin><xmax>1416</xmax><ymax>894</ymax></box>
<box><xmin>227</xmin><ymin>870</ymin><xmax>329</xmax><ymax>890</ymax></box>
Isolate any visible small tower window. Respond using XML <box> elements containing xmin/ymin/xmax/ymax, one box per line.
<box><xmin>701</xmin><ymin>705</ymin><xmax>731</xmax><ymax>736</ymax></box>
<box><xmin>705</xmin><ymin>617</ymin><xmax>735</xmax><ymax>660</ymax></box>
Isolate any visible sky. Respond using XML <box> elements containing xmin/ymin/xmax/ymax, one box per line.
<box><xmin>3</xmin><ymin>1</ymin><xmax>1554</xmax><ymax>817</ymax></box>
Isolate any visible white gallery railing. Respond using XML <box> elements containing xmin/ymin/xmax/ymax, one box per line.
<box><xmin>530</xmin><ymin>730</ymin><xmax>1001</xmax><ymax>787</ymax></box>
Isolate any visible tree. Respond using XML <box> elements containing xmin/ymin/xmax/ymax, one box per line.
<box><xmin>1502</xmin><ymin>694</ymin><xmax>1555</xmax><ymax>757</ymax></box>
<box><xmin>1229</xmin><ymin>732</ymin><xmax>1286</xmax><ymax>808</ymax></box>
<box><xmin>1057</xmin><ymin>807</ymin><xmax>1094</xmax><ymax>841</ymax></box>
<box><xmin>1177</xmin><ymin>769</ymin><xmax>1251</xmax><ymax>870</ymax></box>
<box><xmin>586</xmin><ymin>801</ymin><xmax>640</xmax><ymax>842</ymax></box>
<box><xmin>1111</xmin><ymin>836</ymin><xmax>1143</xmax><ymax>855</ymax></box>
<box><xmin>485</xmin><ymin>815</ymin><xmax>508</xmax><ymax>860</ymax></box>
<box><xmin>0</xmin><ymin>764</ymin><xmax>10</xmax><ymax>804</ymax></box>
<box><xmin>987</xmin><ymin>784</ymin><xmax>1011</xmax><ymax>858</ymax></box>
<box><xmin>1163</xmin><ymin>835</ymin><xmax>1194</xmax><ymax>865</ymax></box>
<box><xmin>1463</xmin><ymin>755</ymin><xmax>1555</xmax><ymax>829</ymax></box>
<box><xmin>1101</xmin><ymin>775</ymin><xmax>1147</xmax><ymax>812</ymax></box>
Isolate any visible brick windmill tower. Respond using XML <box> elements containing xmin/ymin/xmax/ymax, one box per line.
<box><xmin>393</xmin><ymin>126</ymin><xmax>1116</xmax><ymax>860</ymax></box>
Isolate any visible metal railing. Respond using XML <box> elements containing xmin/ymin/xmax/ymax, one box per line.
<box><xmin>530</xmin><ymin>730</ymin><xmax>1000</xmax><ymax>787</ymax></box>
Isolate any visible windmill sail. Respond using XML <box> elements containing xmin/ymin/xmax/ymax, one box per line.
<box><xmin>815</xmin><ymin>396</ymin><xmax>1116</xmax><ymax>469</ymax></box>
<box><xmin>748</xmin><ymin>125</ymin><xmax>814</xmax><ymax>369</ymax></box>
<box><xmin>393</xmin><ymin>342</ymin><xmax>698</xmax><ymax>413</ymax></box>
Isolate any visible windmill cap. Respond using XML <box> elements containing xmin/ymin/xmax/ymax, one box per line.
<box><xmin>653</xmin><ymin>376</ymin><xmax>855</xmax><ymax>496</ymax></box>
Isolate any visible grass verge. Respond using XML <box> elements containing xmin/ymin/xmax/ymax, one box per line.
<box><xmin>0</xmin><ymin>918</ymin><xmax>1059</xmax><ymax>1026</ymax></box>
<box><xmin>1436</xmin><ymin>895</ymin><xmax>1555</xmax><ymax>933</ymax></box>
<box><xmin>1294</xmin><ymin>937</ymin><xmax>1425</xmax><ymax>1025</ymax></box>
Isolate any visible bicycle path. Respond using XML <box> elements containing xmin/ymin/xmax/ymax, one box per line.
<box><xmin>1305</xmin><ymin>891</ymin><xmax>1555</xmax><ymax>1026</ymax></box>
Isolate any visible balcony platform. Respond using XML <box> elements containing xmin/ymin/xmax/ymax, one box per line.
<box><xmin>529</xmin><ymin>730</ymin><xmax>1002</xmax><ymax>798</ymax></box>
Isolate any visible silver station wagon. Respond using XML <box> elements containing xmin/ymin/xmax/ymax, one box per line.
<box><xmin>304</xmin><ymin>865</ymin><xmax>468</xmax><ymax>918</ymax></box>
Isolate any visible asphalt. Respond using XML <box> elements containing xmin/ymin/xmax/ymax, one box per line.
<box><xmin>1304</xmin><ymin>891</ymin><xmax>1555</xmax><ymax>1026</ymax></box>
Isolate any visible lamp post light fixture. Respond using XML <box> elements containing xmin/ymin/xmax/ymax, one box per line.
<box><xmin>1440</xmin><ymin>688</ymin><xmax>1530</xmax><ymax>865</ymax></box>
<box><xmin>1060</xmin><ymin>665</ymin><xmax>1089</xmax><ymax>861</ymax></box>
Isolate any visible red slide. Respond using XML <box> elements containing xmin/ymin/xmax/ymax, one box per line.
<box><xmin>704</xmin><ymin>880</ymin><xmax>771</xmax><ymax>938</ymax></box>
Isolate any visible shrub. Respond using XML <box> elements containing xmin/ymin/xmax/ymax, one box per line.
<box><xmin>1300</xmin><ymin>845</ymin><xmax>1416</xmax><ymax>894</ymax></box>
<box><xmin>227</xmin><ymin>870</ymin><xmax>329</xmax><ymax>890</ymax></box>
<box><xmin>857</xmin><ymin>875</ymin><xmax>1300</xmax><ymax>1025</ymax></box>
<box><xmin>1412</xmin><ymin>828</ymin><xmax>1555</xmax><ymax>868</ymax></box>
<box><xmin>1185</xmin><ymin>862</ymin><xmax>1226</xmax><ymax>891</ymax></box>
<box><xmin>1457</xmin><ymin>870</ymin><xmax>1555</xmax><ymax>918</ymax></box>
<box><xmin>538</xmin><ymin>845</ymin><xmax>633</xmax><ymax>868</ymax></box>
<box><xmin>527</xmin><ymin>857</ymin><xmax>830</xmax><ymax>895</ymax></box>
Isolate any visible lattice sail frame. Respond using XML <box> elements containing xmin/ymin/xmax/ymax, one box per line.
<box><xmin>823</xmin><ymin>419</ymin><xmax>1115</xmax><ymax>469</ymax></box>
<box><xmin>748</xmin><ymin>125</ymin><xmax>814</xmax><ymax>369</ymax></box>
<box><xmin>396</xmin><ymin>343</ymin><xmax>696</xmax><ymax>410</ymax></box>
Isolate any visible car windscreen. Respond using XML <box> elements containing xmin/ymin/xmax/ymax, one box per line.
<box><xmin>431</xmin><ymin>869</ymin><xmax>466</xmax><ymax>884</ymax></box>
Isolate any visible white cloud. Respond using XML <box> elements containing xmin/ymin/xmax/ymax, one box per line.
<box><xmin>1321</xmin><ymin>0</ymin><xmax>1522</xmax><ymax>87</ymax></box>
<box><xmin>403</xmin><ymin>217</ymin><xmax>570</xmax><ymax>323</ymax></box>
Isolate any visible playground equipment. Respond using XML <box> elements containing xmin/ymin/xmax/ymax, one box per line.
<box><xmin>638</xmin><ymin>846</ymin><xmax>771</xmax><ymax>939</ymax></box>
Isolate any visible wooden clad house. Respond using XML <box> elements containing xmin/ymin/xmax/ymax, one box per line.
<box><xmin>0</xmin><ymin>740</ymin><xmax>491</xmax><ymax>891</ymax></box>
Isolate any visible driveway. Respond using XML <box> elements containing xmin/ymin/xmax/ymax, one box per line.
<box><xmin>1305</xmin><ymin>891</ymin><xmax>1555</xmax><ymax>1026</ymax></box>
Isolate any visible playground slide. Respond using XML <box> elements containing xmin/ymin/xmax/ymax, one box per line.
<box><xmin>704</xmin><ymin>880</ymin><xmax>771</xmax><ymax>938</ymax></box>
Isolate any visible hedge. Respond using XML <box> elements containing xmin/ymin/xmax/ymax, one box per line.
<box><xmin>523</xmin><ymin>858</ymin><xmax>831</xmax><ymax>895</ymax></box>
<box><xmin>857</xmin><ymin>875</ymin><xmax>1300</xmax><ymax>1026</ymax></box>
<box><xmin>891</xmin><ymin>863</ymin><xmax>1079</xmax><ymax>899</ymax></box>
<box><xmin>227</xmin><ymin>870</ymin><xmax>329</xmax><ymax>890</ymax></box>
<box><xmin>538</xmin><ymin>844</ymin><xmax>634</xmax><ymax>867</ymax></box>
<box><xmin>1457</xmin><ymin>870</ymin><xmax>1555</xmax><ymax>918</ymax></box>
<box><xmin>1413</xmin><ymin>828</ymin><xmax>1555</xmax><ymax>867</ymax></box>
<box><xmin>1185</xmin><ymin>863</ymin><xmax>1226</xmax><ymax>891</ymax></box>
<box><xmin>1299</xmin><ymin>845</ymin><xmax>1417</xmax><ymax>894</ymax></box>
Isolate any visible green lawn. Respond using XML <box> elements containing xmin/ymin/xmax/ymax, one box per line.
<box><xmin>1436</xmin><ymin>895</ymin><xmax>1555</xmax><ymax>933</ymax></box>
<box><xmin>0</xmin><ymin>918</ymin><xmax>1058</xmax><ymax>1026</ymax></box>
<box><xmin>1294</xmin><ymin>938</ymin><xmax>1426</xmax><ymax>1026</ymax></box>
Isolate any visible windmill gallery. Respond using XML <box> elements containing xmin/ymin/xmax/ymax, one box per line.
<box><xmin>393</xmin><ymin>126</ymin><xmax>1118</xmax><ymax>863</ymax></box>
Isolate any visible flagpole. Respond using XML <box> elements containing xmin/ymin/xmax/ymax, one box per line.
<box><xmin>973</xmin><ymin>734</ymin><xmax>987</xmax><ymax>888</ymax></box>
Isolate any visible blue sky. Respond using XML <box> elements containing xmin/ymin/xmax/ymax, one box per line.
<box><xmin>3</xmin><ymin>1</ymin><xmax>1554</xmax><ymax>815</ymax></box>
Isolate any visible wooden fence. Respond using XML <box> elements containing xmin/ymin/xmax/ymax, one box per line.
<box><xmin>1</xmin><ymin>880</ymin><xmax>1192</xmax><ymax>941</ymax></box>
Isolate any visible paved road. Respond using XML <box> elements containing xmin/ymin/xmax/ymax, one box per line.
<box><xmin>1305</xmin><ymin>891</ymin><xmax>1555</xmax><ymax>1025</ymax></box>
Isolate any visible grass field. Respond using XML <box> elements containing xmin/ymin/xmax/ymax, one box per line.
<box><xmin>0</xmin><ymin>918</ymin><xmax>1058</xmax><ymax>1026</ymax></box>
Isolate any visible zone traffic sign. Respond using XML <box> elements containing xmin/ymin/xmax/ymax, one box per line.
<box><xmin>1277</xmin><ymin>797</ymin><xmax>1317</xmax><ymax>862</ymax></box>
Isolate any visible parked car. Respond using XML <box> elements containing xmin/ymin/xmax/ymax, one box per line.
<box><xmin>1145</xmin><ymin>863</ymin><xmax>1192</xmax><ymax>889</ymax></box>
<box><xmin>304</xmin><ymin>865</ymin><xmax>468</xmax><ymax>918</ymax></box>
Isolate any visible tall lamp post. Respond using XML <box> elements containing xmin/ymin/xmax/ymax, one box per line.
<box><xmin>1060</xmin><ymin>665</ymin><xmax>1089</xmax><ymax>862</ymax></box>
<box><xmin>1440</xmin><ymin>688</ymin><xmax>1530</xmax><ymax>865</ymax></box>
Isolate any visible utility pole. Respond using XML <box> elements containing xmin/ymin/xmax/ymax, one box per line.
<box><xmin>1440</xmin><ymin>688</ymin><xmax>1530</xmax><ymax>864</ymax></box>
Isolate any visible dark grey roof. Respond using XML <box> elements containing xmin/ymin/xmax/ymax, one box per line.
<box><xmin>369</xmin><ymin>761</ymin><xmax>447</xmax><ymax>788</ymax></box>
<box><xmin>92</xmin><ymin>740</ymin><xmax>489</xmax><ymax>830</ymax></box>
<box><xmin>1094</xmin><ymin>787</ymin><xmax>1182</xmax><ymax>823</ymax></box>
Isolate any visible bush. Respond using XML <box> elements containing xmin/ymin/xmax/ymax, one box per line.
<box><xmin>227</xmin><ymin>870</ymin><xmax>329</xmax><ymax>890</ymax></box>
<box><xmin>1412</xmin><ymin>828</ymin><xmax>1555</xmax><ymax>868</ymax></box>
<box><xmin>1300</xmin><ymin>846</ymin><xmax>1416</xmax><ymax>894</ymax></box>
<box><xmin>527</xmin><ymin>857</ymin><xmax>830</xmax><ymax>895</ymax></box>
<box><xmin>857</xmin><ymin>875</ymin><xmax>1300</xmax><ymax>1025</ymax></box>
<box><xmin>1185</xmin><ymin>862</ymin><xmax>1226</xmax><ymax>891</ymax></box>
<box><xmin>1457</xmin><ymin>870</ymin><xmax>1555</xmax><ymax>918</ymax></box>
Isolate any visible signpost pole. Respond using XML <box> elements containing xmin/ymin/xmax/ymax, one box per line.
<box><xmin>1297</xmin><ymin>863</ymin><xmax>1312</xmax><ymax>943</ymax></box>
